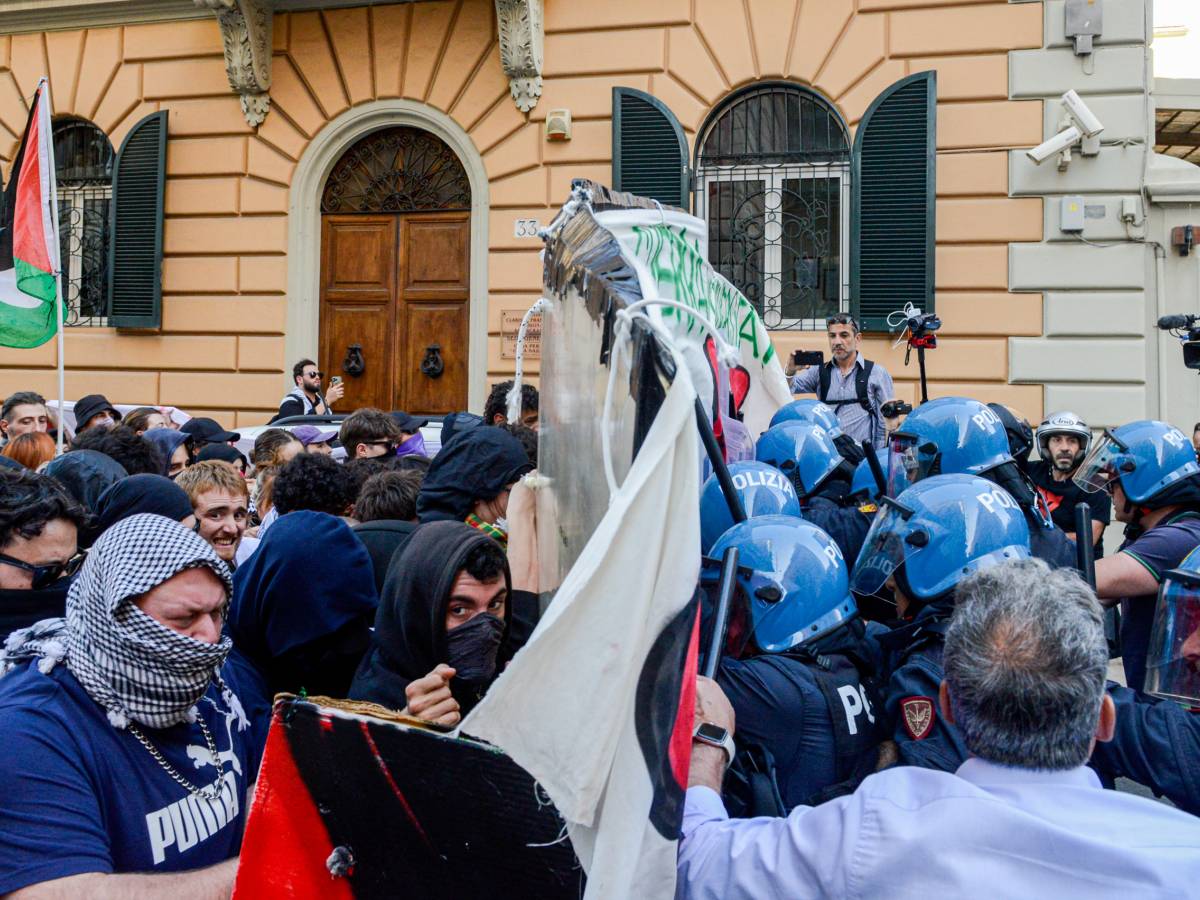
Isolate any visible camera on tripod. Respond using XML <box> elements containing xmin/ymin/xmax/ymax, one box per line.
<box><xmin>887</xmin><ymin>303</ymin><xmax>943</xmax><ymax>404</ymax></box>
<box><xmin>1157</xmin><ymin>314</ymin><xmax>1200</xmax><ymax>371</ymax></box>
<box><xmin>906</xmin><ymin>310</ymin><xmax>942</xmax><ymax>343</ymax></box>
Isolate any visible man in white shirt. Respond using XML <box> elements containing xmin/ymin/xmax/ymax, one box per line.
<box><xmin>678</xmin><ymin>558</ymin><xmax>1200</xmax><ymax>899</ymax></box>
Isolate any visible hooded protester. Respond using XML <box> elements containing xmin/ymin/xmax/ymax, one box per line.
<box><xmin>92</xmin><ymin>474</ymin><xmax>197</xmax><ymax>541</ymax></box>
<box><xmin>0</xmin><ymin>515</ymin><xmax>254</xmax><ymax>894</ymax></box>
<box><xmin>416</xmin><ymin>426</ymin><xmax>533</xmax><ymax>546</ymax></box>
<box><xmin>225</xmin><ymin>510</ymin><xmax>378</xmax><ymax>755</ymax></box>
<box><xmin>195</xmin><ymin>442</ymin><xmax>249</xmax><ymax>476</ymax></box>
<box><xmin>350</xmin><ymin>521</ymin><xmax>511</xmax><ymax>723</ymax></box>
<box><xmin>143</xmin><ymin>428</ymin><xmax>193</xmax><ymax>480</ymax></box>
<box><xmin>43</xmin><ymin>449</ymin><xmax>128</xmax><ymax>514</ymax></box>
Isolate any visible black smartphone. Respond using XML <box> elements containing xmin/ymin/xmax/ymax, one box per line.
<box><xmin>792</xmin><ymin>350</ymin><xmax>824</xmax><ymax>367</ymax></box>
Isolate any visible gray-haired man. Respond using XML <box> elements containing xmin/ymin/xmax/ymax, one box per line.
<box><xmin>678</xmin><ymin>559</ymin><xmax>1200</xmax><ymax>899</ymax></box>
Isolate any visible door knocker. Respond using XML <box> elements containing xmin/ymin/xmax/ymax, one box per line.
<box><xmin>342</xmin><ymin>344</ymin><xmax>365</xmax><ymax>377</ymax></box>
<box><xmin>420</xmin><ymin>344</ymin><xmax>444</xmax><ymax>379</ymax></box>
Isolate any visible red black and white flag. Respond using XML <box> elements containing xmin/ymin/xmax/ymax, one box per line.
<box><xmin>462</xmin><ymin>368</ymin><xmax>703</xmax><ymax>898</ymax></box>
<box><xmin>0</xmin><ymin>78</ymin><xmax>61</xmax><ymax>349</ymax></box>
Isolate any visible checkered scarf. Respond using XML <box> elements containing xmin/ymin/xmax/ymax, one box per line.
<box><xmin>53</xmin><ymin>514</ymin><xmax>234</xmax><ymax>729</ymax></box>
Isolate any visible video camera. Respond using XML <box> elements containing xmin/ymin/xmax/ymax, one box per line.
<box><xmin>1157</xmin><ymin>314</ymin><xmax>1200</xmax><ymax>371</ymax></box>
<box><xmin>887</xmin><ymin>303</ymin><xmax>943</xmax><ymax>403</ymax></box>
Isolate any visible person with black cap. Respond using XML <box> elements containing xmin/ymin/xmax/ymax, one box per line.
<box><xmin>195</xmin><ymin>442</ymin><xmax>249</xmax><ymax>477</ymax></box>
<box><xmin>92</xmin><ymin>474</ymin><xmax>197</xmax><ymax>540</ymax></box>
<box><xmin>180</xmin><ymin>417</ymin><xmax>240</xmax><ymax>454</ymax></box>
<box><xmin>72</xmin><ymin>394</ymin><xmax>121</xmax><ymax>435</ymax></box>
<box><xmin>391</xmin><ymin>411</ymin><xmax>430</xmax><ymax>457</ymax></box>
<box><xmin>416</xmin><ymin>426</ymin><xmax>533</xmax><ymax>547</ymax></box>
<box><xmin>349</xmin><ymin>521</ymin><xmax>511</xmax><ymax>724</ymax></box>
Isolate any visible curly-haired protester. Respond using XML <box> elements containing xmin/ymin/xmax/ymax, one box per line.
<box><xmin>1</xmin><ymin>431</ymin><xmax>56</xmax><ymax>471</ymax></box>
<box><xmin>0</xmin><ymin>515</ymin><xmax>254</xmax><ymax>895</ymax></box>
<box><xmin>271</xmin><ymin>453</ymin><xmax>357</xmax><ymax>519</ymax></box>
<box><xmin>0</xmin><ymin>469</ymin><xmax>88</xmax><ymax>641</ymax></box>
<box><xmin>72</xmin><ymin>425</ymin><xmax>164</xmax><ymax>477</ymax></box>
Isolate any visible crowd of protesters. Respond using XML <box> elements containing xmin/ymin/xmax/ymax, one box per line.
<box><xmin>1</xmin><ymin>347</ymin><xmax>1200</xmax><ymax>897</ymax></box>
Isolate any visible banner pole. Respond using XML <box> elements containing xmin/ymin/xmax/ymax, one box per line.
<box><xmin>40</xmin><ymin>77</ymin><xmax>65</xmax><ymax>455</ymax></box>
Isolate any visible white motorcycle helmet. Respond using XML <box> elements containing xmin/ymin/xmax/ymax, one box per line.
<box><xmin>1035</xmin><ymin>411</ymin><xmax>1092</xmax><ymax>464</ymax></box>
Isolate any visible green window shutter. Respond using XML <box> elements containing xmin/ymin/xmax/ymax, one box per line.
<box><xmin>851</xmin><ymin>71</ymin><xmax>936</xmax><ymax>333</ymax></box>
<box><xmin>107</xmin><ymin>110</ymin><xmax>167</xmax><ymax>329</ymax></box>
<box><xmin>612</xmin><ymin>87</ymin><xmax>689</xmax><ymax>209</ymax></box>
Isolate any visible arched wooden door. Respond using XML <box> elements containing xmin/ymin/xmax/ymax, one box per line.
<box><xmin>319</xmin><ymin>127</ymin><xmax>471</xmax><ymax>414</ymax></box>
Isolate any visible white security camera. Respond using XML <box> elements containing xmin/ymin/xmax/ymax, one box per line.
<box><xmin>1027</xmin><ymin>126</ymin><xmax>1083</xmax><ymax>164</ymax></box>
<box><xmin>1025</xmin><ymin>90</ymin><xmax>1105</xmax><ymax>167</ymax></box>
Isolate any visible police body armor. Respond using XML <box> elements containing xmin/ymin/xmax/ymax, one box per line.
<box><xmin>723</xmin><ymin>647</ymin><xmax>889</xmax><ymax>815</ymax></box>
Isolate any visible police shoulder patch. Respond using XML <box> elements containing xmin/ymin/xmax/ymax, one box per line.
<box><xmin>900</xmin><ymin>696</ymin><xmax>935</xmax><ymax>741</ymax></box>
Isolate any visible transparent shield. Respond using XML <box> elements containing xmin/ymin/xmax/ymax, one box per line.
<box><xmin>887</xmin><ymin>433</ymin><xmax>921</xmax><ymax>497</ymax></box>
<box><xmin>849</xmin><ymin>505</ymin><xmax>922</xmax><ymax>598</ymax></box>
<box><xmin>1072</xmin><ymin>432</ymin><xmax>1125</xmax><ymax>495</ymax></box>
<box><xmin>1145</xmin><ymin>576</ymin><xmax>1200</xmax><ymax>706</ymax></box>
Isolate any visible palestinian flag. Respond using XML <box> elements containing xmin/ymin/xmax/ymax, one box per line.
<box><xmin>0</xmin><ymin>80</ymin><xmax>61</xmax><ymax>349</ymax></box>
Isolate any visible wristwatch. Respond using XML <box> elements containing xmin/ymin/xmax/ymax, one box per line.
<box><xmin>693</xmin><ymin>722</ymin><xmax>736</xmax><ymax>768</ymax></box>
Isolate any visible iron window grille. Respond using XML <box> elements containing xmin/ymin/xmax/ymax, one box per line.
<box><xmin>694</xmin><ymin>83</ymin><xmax>851</xmax><ymax>331</ymax></box>
<box><xmin>53</xmin><ymin>117</ymin><xmax>113</xmax><ymax>327</ymax></box>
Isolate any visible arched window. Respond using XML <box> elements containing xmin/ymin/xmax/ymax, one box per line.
<box><xmin>695</xmin><ymin>84</ymin><xmax>850</xmax><ymax>330</ymax></box>
<box><xmin>53</xmin><ymin>117</ymin><xmax>113</xmax><ymax>326</ymax></box>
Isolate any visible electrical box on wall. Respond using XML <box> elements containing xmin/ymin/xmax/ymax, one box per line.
<box><xmin>1060</xmin><ymin>196</ymin><xmax>1085</xmax><ymax>233</ymax></box>
<box><xmin>1065</xmin><ymin>0</ymin><xmax>1102</xmax><ymax>56</ymax></box>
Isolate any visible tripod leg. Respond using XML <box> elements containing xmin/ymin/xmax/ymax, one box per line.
<box><xmin>917</xmin><ymin>345</ymin><xmax>929</xmax><ymax>404</ymax></box>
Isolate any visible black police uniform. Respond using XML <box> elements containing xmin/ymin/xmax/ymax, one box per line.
<box><xmin>1028</xmin><ymin>459</ymin><xmax>1111</xmax><ymax>558</ymax></box>
<box><xmin>717</xmin><ymin>622</ymin><xmax>889</xmax><ymax>811</ymax></box>
<box><xmin>874</xmin><ymin>604</ymin><xmax>969</xmax><ymax>773</ymax></box>
<box><xmin>802</xmin><ymin>496</ymin><xmax>873</xmax><ymax>571</ymax></box>
<box><xmin>1090</xmin><ymin>683</ymin><xmax>1200</xmax><ymax>816</ymax></box>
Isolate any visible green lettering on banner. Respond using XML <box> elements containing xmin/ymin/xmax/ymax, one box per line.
<box><xmin>628</xmin><ymin>223</ymin><xmax>772</xmax><ymax>363</ymax></box>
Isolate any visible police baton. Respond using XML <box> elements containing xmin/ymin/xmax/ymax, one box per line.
<box><xmin>1074</xmin><ymin>502</ymin><xmax>1096</xmax><ymax>590</ymax></box>
<box><xmin>703</xmin><ymin>546</ymin><xmax>740</xmax><ymax>680</ymax></box>
<box><xmin>862</xmin><ymin>439</ymin><xmax>887</xmax><ymax>500</ymax></box>
<box><xmin>695</xmin><ymin>398</ymin><xmax>747</xmax><ymax>524</ymax></box>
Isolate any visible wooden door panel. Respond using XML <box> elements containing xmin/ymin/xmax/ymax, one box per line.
<box><xmin>398</xmin><ymin>302</ymin><xmax>468</xmax><ymax>414</ymax></box>
<box><xmin>401</xmin><ymin>213</ymin><xmax>469</xmax><ymax>297</ymax></box>
<box><xmin>323</xmin><ymin>216</ymin><xmax>396</xmax><ymax>301</ymax></box>
<box><xmin>320</xmin><ymin>216</ymin><xmax>397</xmax><ymax>411</ymax></box>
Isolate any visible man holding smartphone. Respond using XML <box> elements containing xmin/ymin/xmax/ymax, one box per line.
<box><xmin>784</xmin><ymin>314</ymin><xmax>894</xmax><ymax>448</ymax></box>
<box><xmin>273</xmin><ymin>358</ymin><xmax>345</xmax><ymax>422</ymax></box>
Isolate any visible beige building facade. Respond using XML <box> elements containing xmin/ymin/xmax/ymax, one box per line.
<box><xmin>0</xmin><ymin>0</ymin><xmax>1175</xmax><ymax>429</ymax></box>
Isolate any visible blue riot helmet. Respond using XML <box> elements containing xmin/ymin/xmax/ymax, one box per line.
<box><xmin>707</xmin><ymin>515</ymin><xmax>856</xmax><ymax>654</ymax></box>
<box><xmin>699</xmin><ymin>460</ymin><xmax>801</xmax><ymax>553</ymax></box>
<box><xmin>1073</xmin><ymin>420</ymin><xmax>1200</xmax><ymax>505</ymax></box>
<box><xmin>851</xmin><ymin>446</ymin><xmax>901</xmax><ymax>500</ymax></box>
<box><xmin>754</xmin><ymin>421</ymin><xmax>842</xmax><ymax>501</ymax></box>
<box><xmin>887</xmin><ymin>397</ymin><xmax>1012</xmax><ymax>496</ymax></box>
<box><xmin>850</xmin><ymin>474</ymin><xmax>1031</xmax><ymax>604</ymax></box>
<box><xmin>1145</xmin><ymin>547</ymin><xmax>1200</xmax><ymax>705</ymax></box>
<box><xmin>769</xmin><ymin>399</ymin><xmax>844</xmax><ymax>438</ymax></box>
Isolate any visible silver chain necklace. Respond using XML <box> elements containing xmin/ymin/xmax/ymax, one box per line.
<box><xmin>127</xmin><ymin>714</ymin><xmax>225</xmax><ymax>802</ymax></box>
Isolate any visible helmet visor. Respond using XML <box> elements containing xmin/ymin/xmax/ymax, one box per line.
<box><xmin>849</xmin><ymin>502</ymin><xmax>921</xmax><ymax>599</ymax></box>
<box><xmin>1072</xmin><ymin>430</ymin><xmax>1127</xmax><ymax>494</ymax></box>
<box><xmin>699</xmin><ymin>558</ymin><xmax>774</xmax><ymax>661</ymax></box>
<box><xmin>1145</xmin><ymin>570</ymin><xmax>1200</xmax><ymax>706</ymax></box>
<box><xmin>887</xmin><ymin>433</ymin><xmax>924</xmax><ymax>496</ymax></box>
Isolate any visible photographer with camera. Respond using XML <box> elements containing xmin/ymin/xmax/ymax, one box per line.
<box><xmin>785</xmin><ymin>314</ymin><xmax>894</xmax><ymax>449</ymax></box>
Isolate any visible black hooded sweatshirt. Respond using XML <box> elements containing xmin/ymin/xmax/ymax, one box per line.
<box><xmin>349</xmin><ymin>521</ymin><xmax>513</xmax><ymax>715</ymax></box>
<box><xmin>416</xmin><ymin>427</ymin><xmax>532</xmax><ymax>523</ymax></box>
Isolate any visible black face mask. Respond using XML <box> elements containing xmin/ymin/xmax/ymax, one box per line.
<box><xmin>445</xmin><ymin>613</ymin><xmax>505</xmax><ymax>681</ymax></box>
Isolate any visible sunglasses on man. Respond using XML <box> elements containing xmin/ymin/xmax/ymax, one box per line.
<box><xmin>303</xmin><ymin>370</ymin><xmax>324</xmax><ymax>379</ymax></box>
<box><xmin>0</xmin><ymin>552</ymin><xmax>86</xmax><ymax>590</ymax></box>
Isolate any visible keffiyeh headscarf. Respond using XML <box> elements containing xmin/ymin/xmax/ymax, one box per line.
<box><xmin>6</xmin><ymin>514</ymin><xmax>234</xmax><ymax>730</ymax></box>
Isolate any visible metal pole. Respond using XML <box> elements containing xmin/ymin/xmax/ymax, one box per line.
<box><xmin>702</xmin><ymin>545</ymin><xmax>740</xmax><ymax>679</ymax></box>
<box><xmin>1074</xmin><ymin>502</ymin><xmax>1096</xmax><ymax>590</ymax></box>
<box><xmin>695</xmin><ymin>397</ymin><xmax>746</xmax><ymax>524</ymax></box>
<box><xmin>916</xmin><ymin>344</ymin><xmax>929</xmax><ymax>404</ymax></box>
<box><xmin>40</xmin><ymin>77</ymin><xmax>65</xmax><ymax>455</ymax></box>
<box><xmin>862</xmin><ymin>439</ymin><xmax>887</xmax><ymax>499</ymax></box>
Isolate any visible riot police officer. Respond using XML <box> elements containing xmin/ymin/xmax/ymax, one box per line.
<box><xmin>888</xmin><ymin>397</ymin><xmax>1076</xmax><ymax>568</ymax></box>
<box><xmin>770</xmin><ymin>399</ymin><xmax>865</xmax><ymax>467</ymax></box>
<box><xmin>699</xmin><ymin>459</ymin><xmax>801</xmax><ymax>554</ymax></box>
<box><xmin>706</xmin><ymin>516</ymin><xmax>889</xmax><ymax>811</ymax></box>
<box><xmin>1089</xmin><ymin>547</ymin><xmax>1200</xmax><ymax>814</ymax></box>
<box><xmin>755</xmin><ymin>422</ymin><xmax>870</xmax><ymax>566</ymax></box>
<box><xmin>1077</xmin><ymin>420</ymin><xmax>1200</xmax><ymax>691</ymax></box>
<box><xmin>851</xmin><ymin>474</ymin><xmax>1033</xmax><ymax>771</ymax></box>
